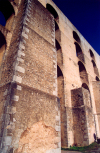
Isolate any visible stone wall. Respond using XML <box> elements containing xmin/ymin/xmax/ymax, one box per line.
<box><xmin>0</xmin><ymin>82</ymin><xmax>61</xmax><ymax>153</ymax></box>
<box><xmin>0</xmin><ymin>0</ymin><xmax>61</xmax><ymax>152</ymax></box>
<box><xmin>71</xmin><ymin>87</ymin><xmax>95</xmax><ymax>146</ymax></box>
<box><xmin>0</xmin><ymin>0</ymin><xmax>100</xmax><ymax>151</ymax></box>
<box><xmin>11</xmin><ymin>83</ymin><xmax>60</xmax><ymax>153</ymax></box>
<box><xmin>57</xmin><ymin>76</ymin><xmax>68</xmax><ymax>148</ymax></box>
<box><xmin>82</xmin><ymin>87</ymin><xmax>95</xmax><ymax>144</ymax></box>
<box><xmin>92</xmin><ymin>81</ymin><xmax>100</xmax><ymax>137</ymax></box>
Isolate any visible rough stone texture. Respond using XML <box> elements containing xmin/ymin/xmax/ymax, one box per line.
<box><xmin>92</xmin><ymin>81</ymin><xmax>100</xmax><ymax>137</ymax></box>
<box><xmin>11</xmin><ymin>83</ymin><xmax>60</xmax><ymax>153</ymax></box>
<box><xmin>71</xmin><ymin>88</ymin><xmax>84</xmax><ymax>107</ymax></box>
<box><xmin>15</xmin><ymin>121</ymin><xmax>59</xmax><ymax>153</ymax></box>
<box><xmin>0</xmin><ymin>0</ymin><xmax>60</xmax><ymax>152</ymax></box>
<box><xmin>71</xmin><ymin>87</ymin><xmax>95</xmax><ymax>146</ymax></box>
<box><xmin>57</xmin><ymin>76</ymin><xmax>68</xmax><ymax>148</ymax></box>
<box><xmin>21</xmin><ymin>29</ymin><xmax>56</xmax><ymax>94</ymax></box>
<box><xmin>0</xmin><ymin>0</ymin><xmax>25</xmax><ymax>84</ymax></box>
<box><xmin>0</xmin><ymin>84</ymin><xmax>9</xmax><ymax>137</ymax></box>
<box><xmin>72</xmin><ymin>106</ymin><xmax>89</xmax><ymax>146</ymax></box>
<box><xmin>92</xmin><ymin>82</ymin><xmax>100</xmax><ymax>114</ymax></box>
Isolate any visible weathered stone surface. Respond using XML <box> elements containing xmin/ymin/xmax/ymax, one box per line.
<box><xmin>15</xmin><ymin>121</ymin><xmax>59</xmax><ymax>153</ymax></box>
<box><xmin>0</xmin><ymin>0</ymin><xmax>100</xmax><ymax>152</ymax></box>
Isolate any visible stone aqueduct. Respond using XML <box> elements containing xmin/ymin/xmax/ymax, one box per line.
<box><xmin>0</xmin><ymin>0</ymin><xmax>100</xmax><ymax>152</ymax></box>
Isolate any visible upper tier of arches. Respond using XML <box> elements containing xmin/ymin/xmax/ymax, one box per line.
<box><xmin>46</xmin><ymin>3</ymin><xmax>59</xmax><ymax>20</ymax></box>
<box><xmin>73</xmin><ymin>31</ymin><xmax>80</xmax><ymax>43</ymax></box>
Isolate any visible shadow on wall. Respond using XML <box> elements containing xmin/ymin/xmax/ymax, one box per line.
<box><xmin>78</xmin><ymin>61</ymin><xmax>89</xmax><ymax>84</ymax></box>
<box><xmin>57</xmin><ymin>65</ymin><xmax>68</xmax><ymax>147</ymax></box>
<box><xmin>46</xmin><ymin>3</ymin><xmax>59</xmax><ymax>21</ymax></box>
<box><xmin>73</xmin><ymin>31</ymin><xmax>81</xmax><ymax>44</ymax></box>
<box><xmin>89</xmin><ymin>49</ymin><xmax>99</xmax><ymax>77</ymax></box>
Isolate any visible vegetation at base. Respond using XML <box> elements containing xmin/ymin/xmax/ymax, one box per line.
<box><xmin>61</xmin><ymin>142</ymin><xmax>100</xmax><ymax>152</ymax></box>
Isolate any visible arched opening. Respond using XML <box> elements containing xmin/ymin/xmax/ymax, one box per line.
<box><xmin>78</xmin><ymin>61</ymin><xmax>89</xmax><ymax>84</ymax></box>
<box><xmin>82</xmin><ymin>83</ymin><xmax>89</xmax><ymax>91</ymax></box>
<box><xmin>57</xmin><ymin>65</ymin><xmax>68</xmax><ymax>147</ymax></box>
<box><xmin>55</xmin><ymin>20</ymin><xmax>59</xmax><ymax>31</ymax></box>
<box><xmin>73</xmin><ymin>31</ymin><xmax>80</xmax><ymax>43</ymax></box>
<box><xmin>56</xmin><ymin>41</ymin><xmax>63</xmax><ymax>66</ymax></box>
<box><xmin>55</xmin><ymin>39</ymin><xmax>61</xmax><ymax>51</ymax></box>
<box><xmin>82</xmin><ymin>83</ymin><xmax>92</xmax><ymax>107</ymax></box>
<box><xmin>89</xmin><ymin>49</ymin><xmax>94</xmax><ymax>59</ymax></box>
<box><xmin>74</xmin><ymin>42</ymin><xmax>84</xmax><ymax>62</ymax></box>
<box><xmin>91</xmin><ymin>60</ymin><xmax>99</xmax><ymax>76</ymax></box>
<box><xmin>0</xmin><ymin>0</ymin><xmax>15</xmax><ymax>30</ymax></box>
<box><xmin>78</xmin><ymin>61</ymin><xmax>86</xmax><ymax>72</ymax></box>
<box><xmin>57</xmin><ymin>65</ymin><xmax>63</xmax><ymax>77</ymax></box>
<box><xmin>46</xmin><ymin>4</ymin><xmax>59</xmax><ymax>20</ymax></box>
<box><xmin>96</xmin><ymin>76</ymin><xmax>99</xmax><ymax>81</ymax></box>
<box><xmin>0</xmin><ymin>31</ymin><xmax>6</xmax><ymax>66</ymax></box>
<box><xmin>92</xmin><ymin>60</ymin><xmax>96</xmax><ymax>67</ymax></box>
<box><xmin>55</xmin><ymin>20</ymin><xmax>61</xmax><ymax>43</ymax></box>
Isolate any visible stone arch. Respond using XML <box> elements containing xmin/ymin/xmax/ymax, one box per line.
<box><xmin>82</xmin><ymin>83</ymin><xmax>90</xmax><ymax>91</ymax></box>
<box><xmin>55</xmin><ymin>39</ymin><xmax>61</xmax><ymax>51</ymax></box>
<box><xmin>0</xmin><ymin>31</ymin><xmax>6</xmax><ymax>66</ymax></box>
<box><xmin>74</xmin><ymin>42</ymin><xmax>84</xmax><ymax>62</ymax></box>
<box><xmin>0</xmin><ymin>0</ymin><xmax>15</xmax><ymax>30</ymax></box>
<box><xmin>55</xmin><ymin>20</ymin><xmax>61</xmax><ymax>43</ymax></box>
<box><xmin>89</xmin><ymin>49</ymin><xmax>95</xmax><ymax>60</ymax></box>
<box><xmin>78</xmin><ymin>61</ymin><xmax>89</xmax><ymax>84</ymax></box>
<box><xmin>57</xmin><ymin>65</ymin><xmax>63</xmax><ymax>77</ymax></box>
<box><xmin>46</xmin><ymin>4</ymin><xmax>59</xmax><ymax>20</ymax></box>
<box><xmin>96</xmin><ymin>76</ymin><xmax>99</xmax><ymax>81</ymax></box>
<box><xmin>92</xmin><ymin>60</ymin><xmax>96</xmax><ymax>67</ymax></box>
<box><xmin>78</xmin><ymin>61</ymin><xmax>86</xmax><ymax>72</ymax></box>
<box><xmin>73</xmin><ymin>31</ymin><xmax>80</xmax><ymax>43</ymax></box>
<box><xmin>82</xmin><ymin>83</ymin><xmax>92</xmax><ymax>108</ymax></box>
<box><xmin>56</xmin><ymin>40</ymin><xmax>63</xmax><ymax>66</ymax></box>
<box><xmin>55</xmin><ymin>20</ymin><xmax>59</xmax><ymax>31</ymax></box>
<box><xmin>57</xmin><ymin>65</ymin><xmax>68</xmax><ymax>147</ymax></box>
<box><xmin>91</xmin><ymin>60</ymin><xmax>99</xmax><ymax>76</ymax></box>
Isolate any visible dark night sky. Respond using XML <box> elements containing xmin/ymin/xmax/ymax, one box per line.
<box><xmin>0</xmin><ymin>12</ymin><xmax>6</xmax><ymax>26</ymax></box>
<box><xmin>53</xmin><ymin>0</ymin><xmax>100</xmax><ymax>55</ymax></box>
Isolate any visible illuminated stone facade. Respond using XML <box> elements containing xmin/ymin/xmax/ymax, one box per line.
<box><xmin>0</xmin><ymin>0</ymin><xmax>100</xmax><ymax>152</ymax></box>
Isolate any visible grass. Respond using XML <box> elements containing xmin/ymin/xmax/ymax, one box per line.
<box><xmin>61</xmin><ymin>142</ymin><xmax>100</xmax><ymax>152</ymax></box>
